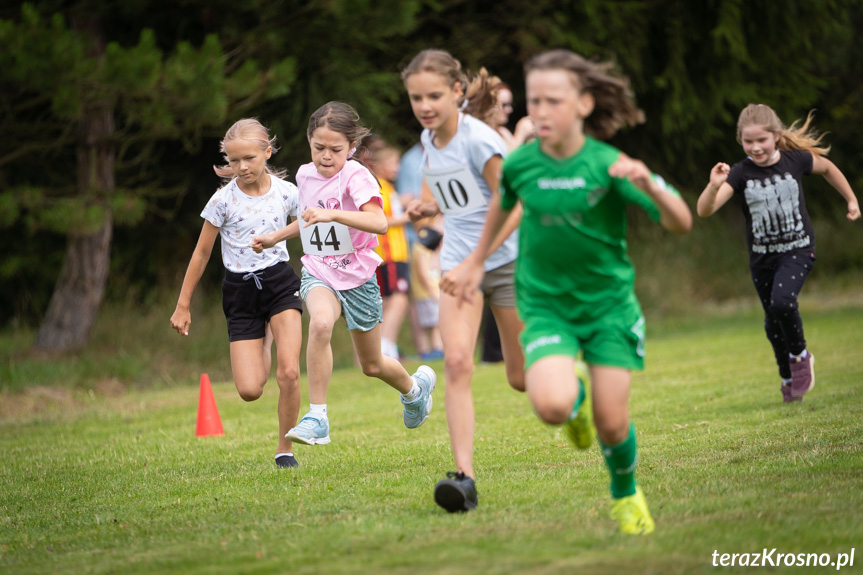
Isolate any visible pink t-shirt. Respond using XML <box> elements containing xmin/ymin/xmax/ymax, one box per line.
<box><xmin>297</xmin><ymin>160</ymin><xmax>384</xmax><ymax>290</ymax></box>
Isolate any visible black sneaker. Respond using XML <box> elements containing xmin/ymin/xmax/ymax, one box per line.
<box><xmin>434</xmin><ymin>471</ymin><xmax>478</xmax><ymax>512</ymax></box>
<box><xmin>275</xmin><ymin>454</ymin><xmax>299</xmax><ymax>468</ymax></box>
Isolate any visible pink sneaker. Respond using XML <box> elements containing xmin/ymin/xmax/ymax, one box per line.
<box><xmin>781</xmin><ymin>383</ymin><xmax>801</xmax><ymax>403</ymax></box>
<box><xmin>789</xmin><ymin>352</ymin><xmax>815</xmax><ymax>397</ymax></box>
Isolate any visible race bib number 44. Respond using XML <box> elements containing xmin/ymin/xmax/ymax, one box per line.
<box><xmin>298</xmin><ymin>216</ymin><xmax>355</xmax><ymax>256</ymax></box>
<box><xmin>423</xmin><ymin>164</ymin><xmax>487</xmax><ymax>215</ymax></box>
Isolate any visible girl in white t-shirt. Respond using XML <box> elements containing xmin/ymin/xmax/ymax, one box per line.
<box><xmin>401</xmin><ymin>49</ymin><xmax>525</xmax><ymax>513</ymax></box>
<box><xmin>252</xmin><ymin>102</ymin><xmax>436</xmax><ymax>447</ymax></box>
<box><xmin>170</xmin><ymin>119</ymin><xmax>304</xmax><ymax>469</ymax></box>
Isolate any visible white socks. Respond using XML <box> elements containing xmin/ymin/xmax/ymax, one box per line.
<box><xmin>381</xmin><ymin>338</ymin><xmax>400</xmax><ymax>359</ymax></box>
<box><xmin>310</xmin><ymin>403</ymin><xmax>327</xmax><ymax>418</ymax></box>
<box><xmin>789</xmin><ymin>349</ymin><xmax>809</xmax><ymax>360</ymax></box>
<box><xmin>402</xmin><ymin>381</ymin><xmax>421</xmax><ymax>401</ymax></box>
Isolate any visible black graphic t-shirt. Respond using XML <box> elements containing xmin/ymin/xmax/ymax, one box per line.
<box><xmin>726</xmin><ymin>149</ymin><xmax>815</xmax><ymax>268</ymax></box>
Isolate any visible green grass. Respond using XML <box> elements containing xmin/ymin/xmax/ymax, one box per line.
<box><xmin>2</xmin><ymin>301</ymin><xmax>862</xmax><ymax>574</ymax></box>
<box><xmin>0</xmin><ymin>286</ymin><xmax>409</xmax><ymax>395</ymax></box>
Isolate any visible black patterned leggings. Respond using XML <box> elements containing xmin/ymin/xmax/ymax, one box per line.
<box><xmin>750</xmin><ymin>251</ymin><xmax>815</xmax><ymax>380</ymax></box>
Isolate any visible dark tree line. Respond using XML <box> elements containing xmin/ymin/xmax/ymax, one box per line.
<box><xmin>1</xmin><ymin>0</ymin><xmax>861</xmax><ymax>352</ymax></box>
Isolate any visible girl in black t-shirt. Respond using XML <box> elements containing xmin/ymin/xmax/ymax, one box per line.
<box><xmin>698</xmin><ymin>104</ymin><xmax>860</xmax><ymax>403</ymax></box>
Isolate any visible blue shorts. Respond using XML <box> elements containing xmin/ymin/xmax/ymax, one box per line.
<box><xmin>300</xmin><ymin>268</ymin><xmax>383</xmax><ymax>332</ymax></box>
<box><xmin>222</xmin><ymin>261</ymin><xmax>303</xmax><ymax>342</ymax></box>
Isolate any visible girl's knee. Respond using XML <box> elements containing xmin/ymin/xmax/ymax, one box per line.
<box><xmin>506</xmin><ymin>370</ymin><xmax>525</xmax><ymax>392</ymax></box>
<box><xmin>595</xmin><ymin>419</ymin><xmax>629</xmax><ymax>445</ymax></box>
<box><xmin>444</xmin><ymin>351</ymin><xmax>474</xmax><ymax>379</ymax></box>
<box><xmin>236</xmin><ymin>385</ymin><xmax>264</xmax><ymax>402</ymax></box>
<box><xmin>767</xmin><ymin>300</ymin><xmax>797</xmax><ymax>316</ymax></box>
<box><xmin>308</xmin><ymin>317</ymin><xmax>335</xmax><ymax>340</ymax></box>
<box><xmin>533</xmin><ymin>400</ymin><xmax>570</xmax><ymax>425</ymax></box>
<box><xmin>529</xmin><ymin>385</ymin><xmax>574</xmax><ymax>424</ymax></box>
<box><xmin>508</xmin><ymin>378</ymin><xmax>526</xmax><ymax>393</ymax></box>
<box><xmin>276</xmin><ymin>366</ymin><xmax>300</xmax><ymax>389</ymax></box>
<box><xmin>359</xmin><ymin>359</ymin><xmax>384</xmax><ymax>379</ymax></box>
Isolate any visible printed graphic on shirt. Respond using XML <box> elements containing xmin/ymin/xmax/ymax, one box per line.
<box><xmin>743</xmin><ymin>173</ymin><xmax>810</xmax><ymax>255</ymax></box>
<box><xmin>201</xmin><ymin>177</ymin><xmax>298</xmax><ymax>272</ymax></box>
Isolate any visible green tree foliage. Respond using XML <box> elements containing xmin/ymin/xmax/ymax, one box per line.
<box><xmin>1</xmin><ymin>0</ymin><xmax>861</xmax><ymax>335</ymax></box>
<box><xmin>394</xmin><ymin>0</ymin><xmax>856</xmax><ymax>184</ymax></box>
<box><xmin>0</xmin><ymin>2</ymin><xmax>299</xmax><ymax>347</ymax></box>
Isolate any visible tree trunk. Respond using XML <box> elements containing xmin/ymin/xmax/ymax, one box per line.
<box><xmin>33</xmin><ymin>14</ymin><xmax>115</xmax><ymax>354</ymax></box>
<box><xmin>33</xmin><ymin>101</ymin><xmax>115</xmax><ymax>353</ymax></box>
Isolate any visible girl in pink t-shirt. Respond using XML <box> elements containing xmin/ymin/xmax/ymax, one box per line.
<box><xmin>253</xmin><ymin>102</ymin><xmax>436</xmax><ymax>446</ymax></box>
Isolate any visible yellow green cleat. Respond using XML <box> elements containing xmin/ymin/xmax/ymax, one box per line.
<box><xmin>564</xmin><ymin>361</ymin><xmax>595</xmax><ymax>450</ymax></box>
<box><xmin>610</xmin><ymin>486</ymin><xmax>655</xmax><ymax>535</ymax></box>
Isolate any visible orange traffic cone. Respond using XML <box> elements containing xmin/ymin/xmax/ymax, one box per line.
<box><xmin>195</xmin><ymin>373</ymin><xmax>224</xmax><ymax>437</ymax></box>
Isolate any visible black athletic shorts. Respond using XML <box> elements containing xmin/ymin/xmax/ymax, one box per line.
<box><xmin>221</xmin><ymin>261</ymin><xmax>303</xmax><ymax>342</ymax></box>
<box><xmin>375</xmin><ymin>261</ymin><xmax>410</xmax><ymax>297</ymax></box>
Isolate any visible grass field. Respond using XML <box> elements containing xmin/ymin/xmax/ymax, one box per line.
<box><xmin>1</xmin><ymin>298</ymin><xmax>862</xmax><ymax>574</ymax></box>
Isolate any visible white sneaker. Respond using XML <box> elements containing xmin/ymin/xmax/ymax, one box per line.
<box><xmin>285</xmin><ymin>413</ymin><xmax>331</xmax><ymax>445</ymax></box>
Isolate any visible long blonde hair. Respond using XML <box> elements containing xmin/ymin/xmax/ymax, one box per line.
<box><xmin>524</xmin><ymin>49</ymin><xmax>644</xmax><ymax>140</ymax></box>
<box><xmin>213</xmin><ymin>118</ymin><xmax>287</xmax><ymax>183</ymax></box>
<box><xmin>736</xmin><ymin>104</ymin><xmax>830</xmax><ymax>156</ymax></box>
<box><xmin>401</xmin><ymin>49</ymin><xmax>501</xmax><ymax>127</ymax></box>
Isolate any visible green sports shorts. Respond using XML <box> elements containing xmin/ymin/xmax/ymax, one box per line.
<box><xmin>519</xmin><ymin>299</ymin><xmax>645</xmax><ymax>371</ymax></box>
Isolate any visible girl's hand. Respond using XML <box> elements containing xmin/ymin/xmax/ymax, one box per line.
<box><xmin>709</xmin><ymin>162</ymin><xmax>731</xmax><ymax>188</ymax></box>
<box><xmin>301</xmin><ymin>207</ymin><xmax>334</xmax><ymax>226</ymax></box>
<box><xmin>251</xmin><ymin>233</ymin><xmax>275</xmax><ymax>253</ymax></box>
<box><xmin>439</xmin><ymin>256</ymin><xmax>484</xmax><ymax>307</ymax></box>
<box><xmin>512</xmin><ymin>116</ymin><xmax>536</xmax><ymax>146</ymax></box>
<box><xmin>848</xmin><ymin>201</ymin><xmax>861</xmax><ymax>221</ymax></box>
<box><xmin>406</xmin><ymin>199</ymin><xmax>439</xmax><ymax>222</ymax></box>
<box><xmin>608</xmin><ymin>155</ymin><xmax>652</xmax><ymax>192</ymax></box>
<box><xmin>170</xmin><ymin>307</ymin><xmax>191</xmax><ymax>336</ymax></box>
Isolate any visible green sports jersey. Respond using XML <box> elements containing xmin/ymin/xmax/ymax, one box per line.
<box><xmin>500</xmin><ymin>137</ymin><xmax>679</xmax><ymax>320</ymax></box>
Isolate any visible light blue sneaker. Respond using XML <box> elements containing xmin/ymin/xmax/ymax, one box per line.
<box><xmin>285</xmin><ymin>413</ymin><xmax>331</xmax><ymax>445</ymax></box>
<box><xmin>402</xmin><ymin>365</ymin><xmax>436</xmax><ymax>429</ymax></box>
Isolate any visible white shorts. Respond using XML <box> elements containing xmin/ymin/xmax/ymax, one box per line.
<box><xmin>414</xmin><ymin>298</ymin><xmax>439</xmax><ymax>328</ymax></box>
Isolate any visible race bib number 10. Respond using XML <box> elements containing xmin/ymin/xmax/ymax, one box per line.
<box><xmin>423</xmin><ymin>164</ymin><xmax>487</xmax><ymax>215</ymax></box>
<box><xmin>298</xmin><ymin>216</ymin><xmax>355</xmax><ymax>256</ymax></box>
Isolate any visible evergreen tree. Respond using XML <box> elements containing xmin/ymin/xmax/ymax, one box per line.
<box><xmin>0</xmin><ymin>3</ymin><xmax>297</xmax><ymax>351</ymax></box>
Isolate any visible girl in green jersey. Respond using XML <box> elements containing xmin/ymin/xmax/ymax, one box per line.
<box><xmin>442</xmin><ymin>49</ymin><xmax>692</xmax><ymax>534</ymax></box>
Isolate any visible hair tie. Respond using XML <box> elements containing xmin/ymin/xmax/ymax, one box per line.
<box><xmin>347</xmin><ymin>147</ymin><xmax>357</xmax><ymax>159</ymax></box>
<box><xmin>459</xmin><ymin>98</ymin><xmax>470</xmax><ymax>112</ymax></box>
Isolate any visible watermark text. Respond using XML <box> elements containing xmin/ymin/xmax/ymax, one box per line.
<box><xmin>712</xmin><ymin>548</ymin><xmax>854</xmax><ymax>570</ymax></box>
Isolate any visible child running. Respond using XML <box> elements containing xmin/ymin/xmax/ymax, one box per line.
<box><xmin>365</xmin><ymin>138</ymin><xmax>412</xmax><ymax>361</ymax></box>
<box><xmin>410</xmin><ymin>217</ymin><xmax>444</xmax><ymax>361</ymax></box>
<box><xmin>698</xmin><ymin>104</ymin><xmax>860</xmax><ymax>402</ymax></box>
<box><xmin>170</xmin><ymin>118</ymin><xmax>304</xmax><ymax>469</ymax></box>
<box><xmin>443</xmin><ymin>49</ymin><xmax>692</xmax><ymax>534</ymax></box>
<box><xmin>401</xmin><ymin>49</ymin><xmax>526</xmax><ymax>513</ymax></box>
<box><xmin>252</xmin><ymin>102</ymin><xmax>435</xmax><ymax>446</ymax></box>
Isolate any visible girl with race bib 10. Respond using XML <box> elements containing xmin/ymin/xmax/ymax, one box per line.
<box><xmin>402</xmin><ymin>49</ymin><xmax>526</xmax><ymax>513</ymax></box>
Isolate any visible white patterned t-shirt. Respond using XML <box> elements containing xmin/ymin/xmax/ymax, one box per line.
<box><xmin>201</xmin><ymin>176</ymin><xmax>299</xmax><ymax>272</ymax></box>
